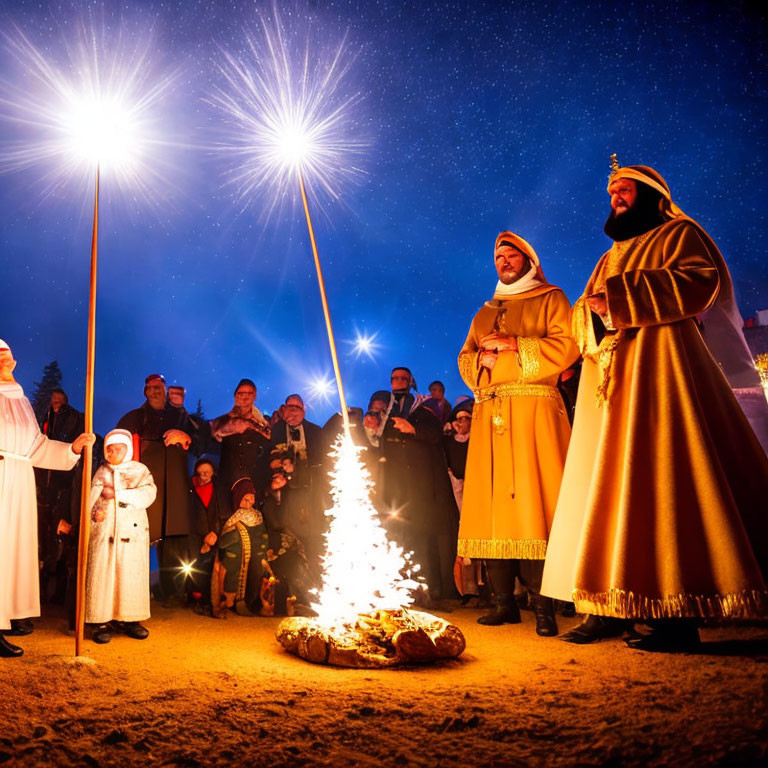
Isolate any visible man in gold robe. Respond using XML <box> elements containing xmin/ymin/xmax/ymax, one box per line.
<box><xmin>457</xmin><ymin>232</ymin><xmax>578</xmax><ymax>636</ymax></box>
<box><xmin>541</xmin><ymin>162</ymin><xmax>768</xmax><ymax>650</ymax></box>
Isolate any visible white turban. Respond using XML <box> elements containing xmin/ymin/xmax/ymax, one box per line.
<box><xmin>0</xmin><ymin>339</ymin><xmax>10</xmax><ymax>352</ymax></box>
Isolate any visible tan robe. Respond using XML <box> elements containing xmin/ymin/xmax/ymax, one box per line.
<box><xmin>0</xmin><ymin>382</ymin><xmax>79</xmax><ymax>630</ymax></box>
<box><xmin>456</xmin><ymin>285</ymin><xmax>578</xmax><ymax>560</ymax></box>
<box><xmin>541</xmin><ymin>218</ymin><xmax>768</xmax><ymax>619</ymax></box>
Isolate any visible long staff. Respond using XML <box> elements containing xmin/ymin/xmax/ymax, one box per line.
<box><xmin>74</xmin><ymin>165</ymin><xmax>99</xmax><ymax>656</ymax></box>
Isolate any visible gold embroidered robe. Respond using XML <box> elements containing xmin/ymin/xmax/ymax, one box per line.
<box><xmin>541</xmin><ymin>219</ymin><xmax>768</xmax><ymax>618</ymax></box>
<box><xmin>456</xmin><ymin>285</ymin><xmax>578</xmax><ymax>560</ymax></box>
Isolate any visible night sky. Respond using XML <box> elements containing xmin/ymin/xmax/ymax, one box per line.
<box><xmin>1</xmin><ymin>0</ymin><xmax>766</xmax><ymax>434</ymax></box>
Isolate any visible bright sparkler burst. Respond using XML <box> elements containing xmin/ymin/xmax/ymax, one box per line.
<box><xmin>208</xmin><ymin>9</ymin><xmax>366</xmax><ymax>216</ymax></box>
<box><xmin>0</xmin><ymin>18</ymin><xmax>177</xmax><ymax>199</ymax></box>
<box><xmin>312</xmin><ymin>434</ymin><xmax>419</xmax><ymax>625</ymax></box>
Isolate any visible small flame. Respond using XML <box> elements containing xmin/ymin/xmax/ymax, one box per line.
<box><xmin>311</xmin><ymin>433</ymin><xmax>419</xmax><ymax>626</ymax></box>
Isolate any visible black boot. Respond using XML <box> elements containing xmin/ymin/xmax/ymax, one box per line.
<box><xmin>90</xmin><ymin>624</ymin><xmax>112</xmax><ymax>644</ymax></box>
<box><xmin>477</xmin><ymin>594</ymin><xmax>522</xmax><ymax>625</ymax></box>
<box><xmin>624</xmin><ymin>619</ymin><xmax>700</xmax><ymax>652</ymax></box>
<box><xmin>122</xmin><ymin>622</ymin><xmax>149</xmax><ymax>640</ymax></box>
<box><xmin>561</xmin><ymin>614</ymin><xmax>629</xmax><ymax>644</ymax></box>
<box><xmin>0</xmin><ymin>634</ymin><xmax>23</xmax><ymax>658</ymax></box>
<box><xmin>6</xmin><ymin>619</ymin><xmax>34</xmax><ymax>637</ymax></box>
<box><xmin>531</xmin><ymin>594</ymin><xmax>558</xmax><ymax>637</ymax></box>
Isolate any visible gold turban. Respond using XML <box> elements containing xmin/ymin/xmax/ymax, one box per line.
<box><xmin>607</xmin><ymin>164</ymin><xmax>685</xmax><ymax>219</ymax></box>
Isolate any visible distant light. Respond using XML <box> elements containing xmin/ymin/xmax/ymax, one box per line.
<box><xmin>179</xmin><ymin>561</ymin><xmax>194</xmax><ymax>577</ymax></box>
<box><xmin>308</xmin><ymin>375</ymin><xmax>336</xmax><ymax>402</ymax></box>
<box><xmin>350</xmin><ymin>330</ymin><xmax>381</xmax><ymax>361</ymax></box>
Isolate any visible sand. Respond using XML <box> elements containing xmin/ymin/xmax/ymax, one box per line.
<box><xmin>1</xmin><ymin>603</ymin><xmax>767</xmax><ymax>767</ymax></box>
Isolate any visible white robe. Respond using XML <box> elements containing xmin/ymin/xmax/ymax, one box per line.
<box><xmin>0</xmin><ymin>381</ymin><xmax>79</xmax><ymax>630</ymax></box>
<box><xmin>85</xmin><ymin>460</ymin><xmax>156</xmax><ymax>624</ymax></box>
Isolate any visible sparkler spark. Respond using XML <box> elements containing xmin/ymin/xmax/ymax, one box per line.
<box><xmin>312</xmin><ymin>434</ymin><xmax>419</xmax><ymax>625</ymax></box>
<box><xmin>208</xmin><ymin>9</ymin><xmax>366</xmax><ymax>217</ymax></box>
<box><xmin>0</xmin><ymin>18</ymin><xmax>178</xmax><ymax>201</ymax></box>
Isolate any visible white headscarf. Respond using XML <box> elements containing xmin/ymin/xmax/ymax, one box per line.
<box><xmin>0</xmin><ymin>338</ymin><xmax>10</xmax><ymax>352</ymax></box>
<box><xmin>104</xmin><ymin>428</ymin><xmax>134</xmax><ymax>464</ymax></box>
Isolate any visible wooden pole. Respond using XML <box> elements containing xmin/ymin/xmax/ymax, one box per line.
<box><xmin>297</xmin><ymin>171</ymin><xmax>351</xmax><ymax>436</ymax></box>
<box><xmin>75</xmin><ymin>164</ymin><xmax>99</xmax><ymax>656</ymax></box>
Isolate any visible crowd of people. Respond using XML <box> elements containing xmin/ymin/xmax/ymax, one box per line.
<box><xmin>2</xmin><ymin>159</ymin><xmax>767</xmax><ymax>659</ymax></box>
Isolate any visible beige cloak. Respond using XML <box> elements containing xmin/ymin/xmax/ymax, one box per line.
<box><xmin>541</xmin><ymin>218</ymin><xmax>768</xmax><ymax>618</ymax></box>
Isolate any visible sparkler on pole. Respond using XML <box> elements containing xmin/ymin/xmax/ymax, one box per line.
<box><xmin>209</xmin><ymin>11</ymin><xmax>366</xmax><ymax>432</ymax></box>
<box><xmin>0</xmin><ymin>21</ymin><xmax>177</xmax><ymax>655</ymax></box>
<box><xmin>211</xmin><ymin>12</ymin><xmax>420</xmax><ymax>623</ymax></box>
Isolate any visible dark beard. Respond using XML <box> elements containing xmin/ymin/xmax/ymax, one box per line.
<box><xmin>604</xmin><ymin>182</ymin><xmax>666</xmax><ymax>241</ymax></box>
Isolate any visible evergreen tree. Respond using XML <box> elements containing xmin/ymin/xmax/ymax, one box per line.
<box><xmin>193</xmin><ymin>398</ymin><xmax>205</xmax><ymax>420</ymax></box>
<box><xmin>31</xmin><ymin>360</ymin><xmax>64</xmax><ymax>421</ymax></box>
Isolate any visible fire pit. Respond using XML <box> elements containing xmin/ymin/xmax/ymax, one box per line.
<box><xmin>276</xmin><ymin>608</ymin><xmax>466</xmax><ymax>668</ymax></box>
<box><xmin>277</xmin><ymin>435</ymin><xmax>467</xmax><ymax>668</ymax></box>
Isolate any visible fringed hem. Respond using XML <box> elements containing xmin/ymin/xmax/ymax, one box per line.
<box><xmin>572</xmin><ymin>587</ymin><xmax>768</xmax><ymax>620</ymax></box>
<box><xmin>457</xmin><ymin>538</ymin><xmax>547</xmax><ymax>560</ymax></box>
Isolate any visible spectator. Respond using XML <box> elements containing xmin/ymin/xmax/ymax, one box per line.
<box><xmin>269</xmin><ymin>394</ymin><xmax>326</xmax><ymax>572</ymax></box>
<box><xmin>117</xmin><ymin>373</ymin><xmax>196</xmax><ymax>603</ymax></box>
<box><xmin>209</xmin><ymin>379</ymin><xmax>271</xmax><ymax>495</ymax></box>
<box><xmin>187</xmin><ymin>459</ymin><xmax>229</xmax><ymax>614</ymax></box>
<box><xmin>427</xmin><ymin>380</ymin><xmax>452</xmax><ymax>426</ymax></box>
<box><xmin>443</xmin><ymin>399</ymin><xmax>484</xmax><ymax>602</ymax></box>
<box><xmin>364</xmin><ymin>368</ymin><xmax>459</xmax><ymax>603</ymax></box>
<box><xmin>35</xmin><ymin>388</ymin><xmax>84</xmax><ymax>604</ymax></box>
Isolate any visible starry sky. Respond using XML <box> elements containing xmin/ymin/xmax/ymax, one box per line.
<box><xmin>1</xmin><ymin>0</ymin><xmax>766</xmax><ymax>434</ymax></box>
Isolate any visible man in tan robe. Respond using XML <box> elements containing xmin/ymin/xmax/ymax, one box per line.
<box><xmin>541</xmin><ymin>162</ymin><xmax>768</xmax><ymax>650</ymax></box>
<box><xmin>457</xmin><ymin>232</ymin><xmax>578</xmax><ymax>636</ymax></box>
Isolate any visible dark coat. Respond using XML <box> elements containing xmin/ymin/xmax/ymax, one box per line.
<box><xmin>190</xmin><ymin>478</ymin><xmax>230</xmax><ymax>542</ymax></box>
<box><xmin>443</xmin><ymin>435</ymin><xmax>469</xmax><ymax>480</ymax></box>
<box><xmin>35</xmin><ymin>403</ymin><xmax>85</xmax><ymax>503</ymax></box>
<box><xmin>269</xmin><ymin>418</ymin><xmax>327</xmax><ymax>567</ymax></box>
<box><xmin>117</xmin><ymin>402</ymin><xmax>195</xmax><ymax>540</ymax></box>
<box><xmin>377</xmin><ymin>404</ymin><xmax>458</xmax><ymax>533</ymax></box>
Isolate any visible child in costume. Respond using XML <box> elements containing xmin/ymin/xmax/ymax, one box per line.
<box><xmin>85</xmin><ymin>428</ymin><xmax>157</xmax><ymax>644</ymax></box>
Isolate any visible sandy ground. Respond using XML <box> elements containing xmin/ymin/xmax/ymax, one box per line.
<box><xmin>1</xmin><ymin>602</ymin><xmax>767</xmax><ymax>768</ymax></box>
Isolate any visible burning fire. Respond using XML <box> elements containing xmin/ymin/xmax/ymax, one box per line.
<box><xmin>311</xmin><ymin>432</ymin><xmax>419</xmax><ymax>625</ymax></box>
<box><xmin>277</xmin><ymin>432</ymin><xmax>466</xmax><ymax>667</ymax></box>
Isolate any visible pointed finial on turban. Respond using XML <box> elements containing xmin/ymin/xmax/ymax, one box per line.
<box><xmin>610</xmin><ymin>153</ymin><xmax>620</xmax><ymax>174</ymax></box>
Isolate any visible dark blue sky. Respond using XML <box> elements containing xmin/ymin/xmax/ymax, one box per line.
<box><xmin>1</xmin><ymin>0</ymin><xmax>766</xmax><ymax>433</ymax></box>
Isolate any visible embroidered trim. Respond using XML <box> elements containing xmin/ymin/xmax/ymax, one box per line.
<box><xmin>603</xmin><ymin>229</ymin><xmax>654</xmax><ymax>281</ymax></box>
<box><xmin>457</xmin><ymin>538</ymin><xmax>547</xmax><ymax>560</ymax></box>
<box><xmin>517</xmin><ymin>336</ymin><xmax>540</xmax><ymax>381</ymax></box>
<box><xmin>595</xmin><ymin>332</ymin><xmax>623</xmax><ymax>407</ymax></box>
<box><xmin>571</xmin><ymin>295</ymin><xmax>624</xmax><ymax>408</ymax></box>
<box><xmin>572</xmin><ymin>587</ymin><xmax>768</xmax><ymax>620</ymax></box>
<box><xmin>458</xmin><ymin>352</ymin><xmax>476</xmax><ymax>386</ymax></box>
<box><xmin>473</xmin><ymin>383</ymin><xmax>560</xmax><ymax>403</ymax></box>
<box><xmin>235</xmin><ymin>522</ymin><xmax>252</xmax><ymax>601</ymax></box>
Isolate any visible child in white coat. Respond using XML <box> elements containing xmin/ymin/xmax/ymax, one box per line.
<box><xmin>85</xmin><ymin>429</ymin><xmax>157</xmax><ymax>644</ymax></box>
